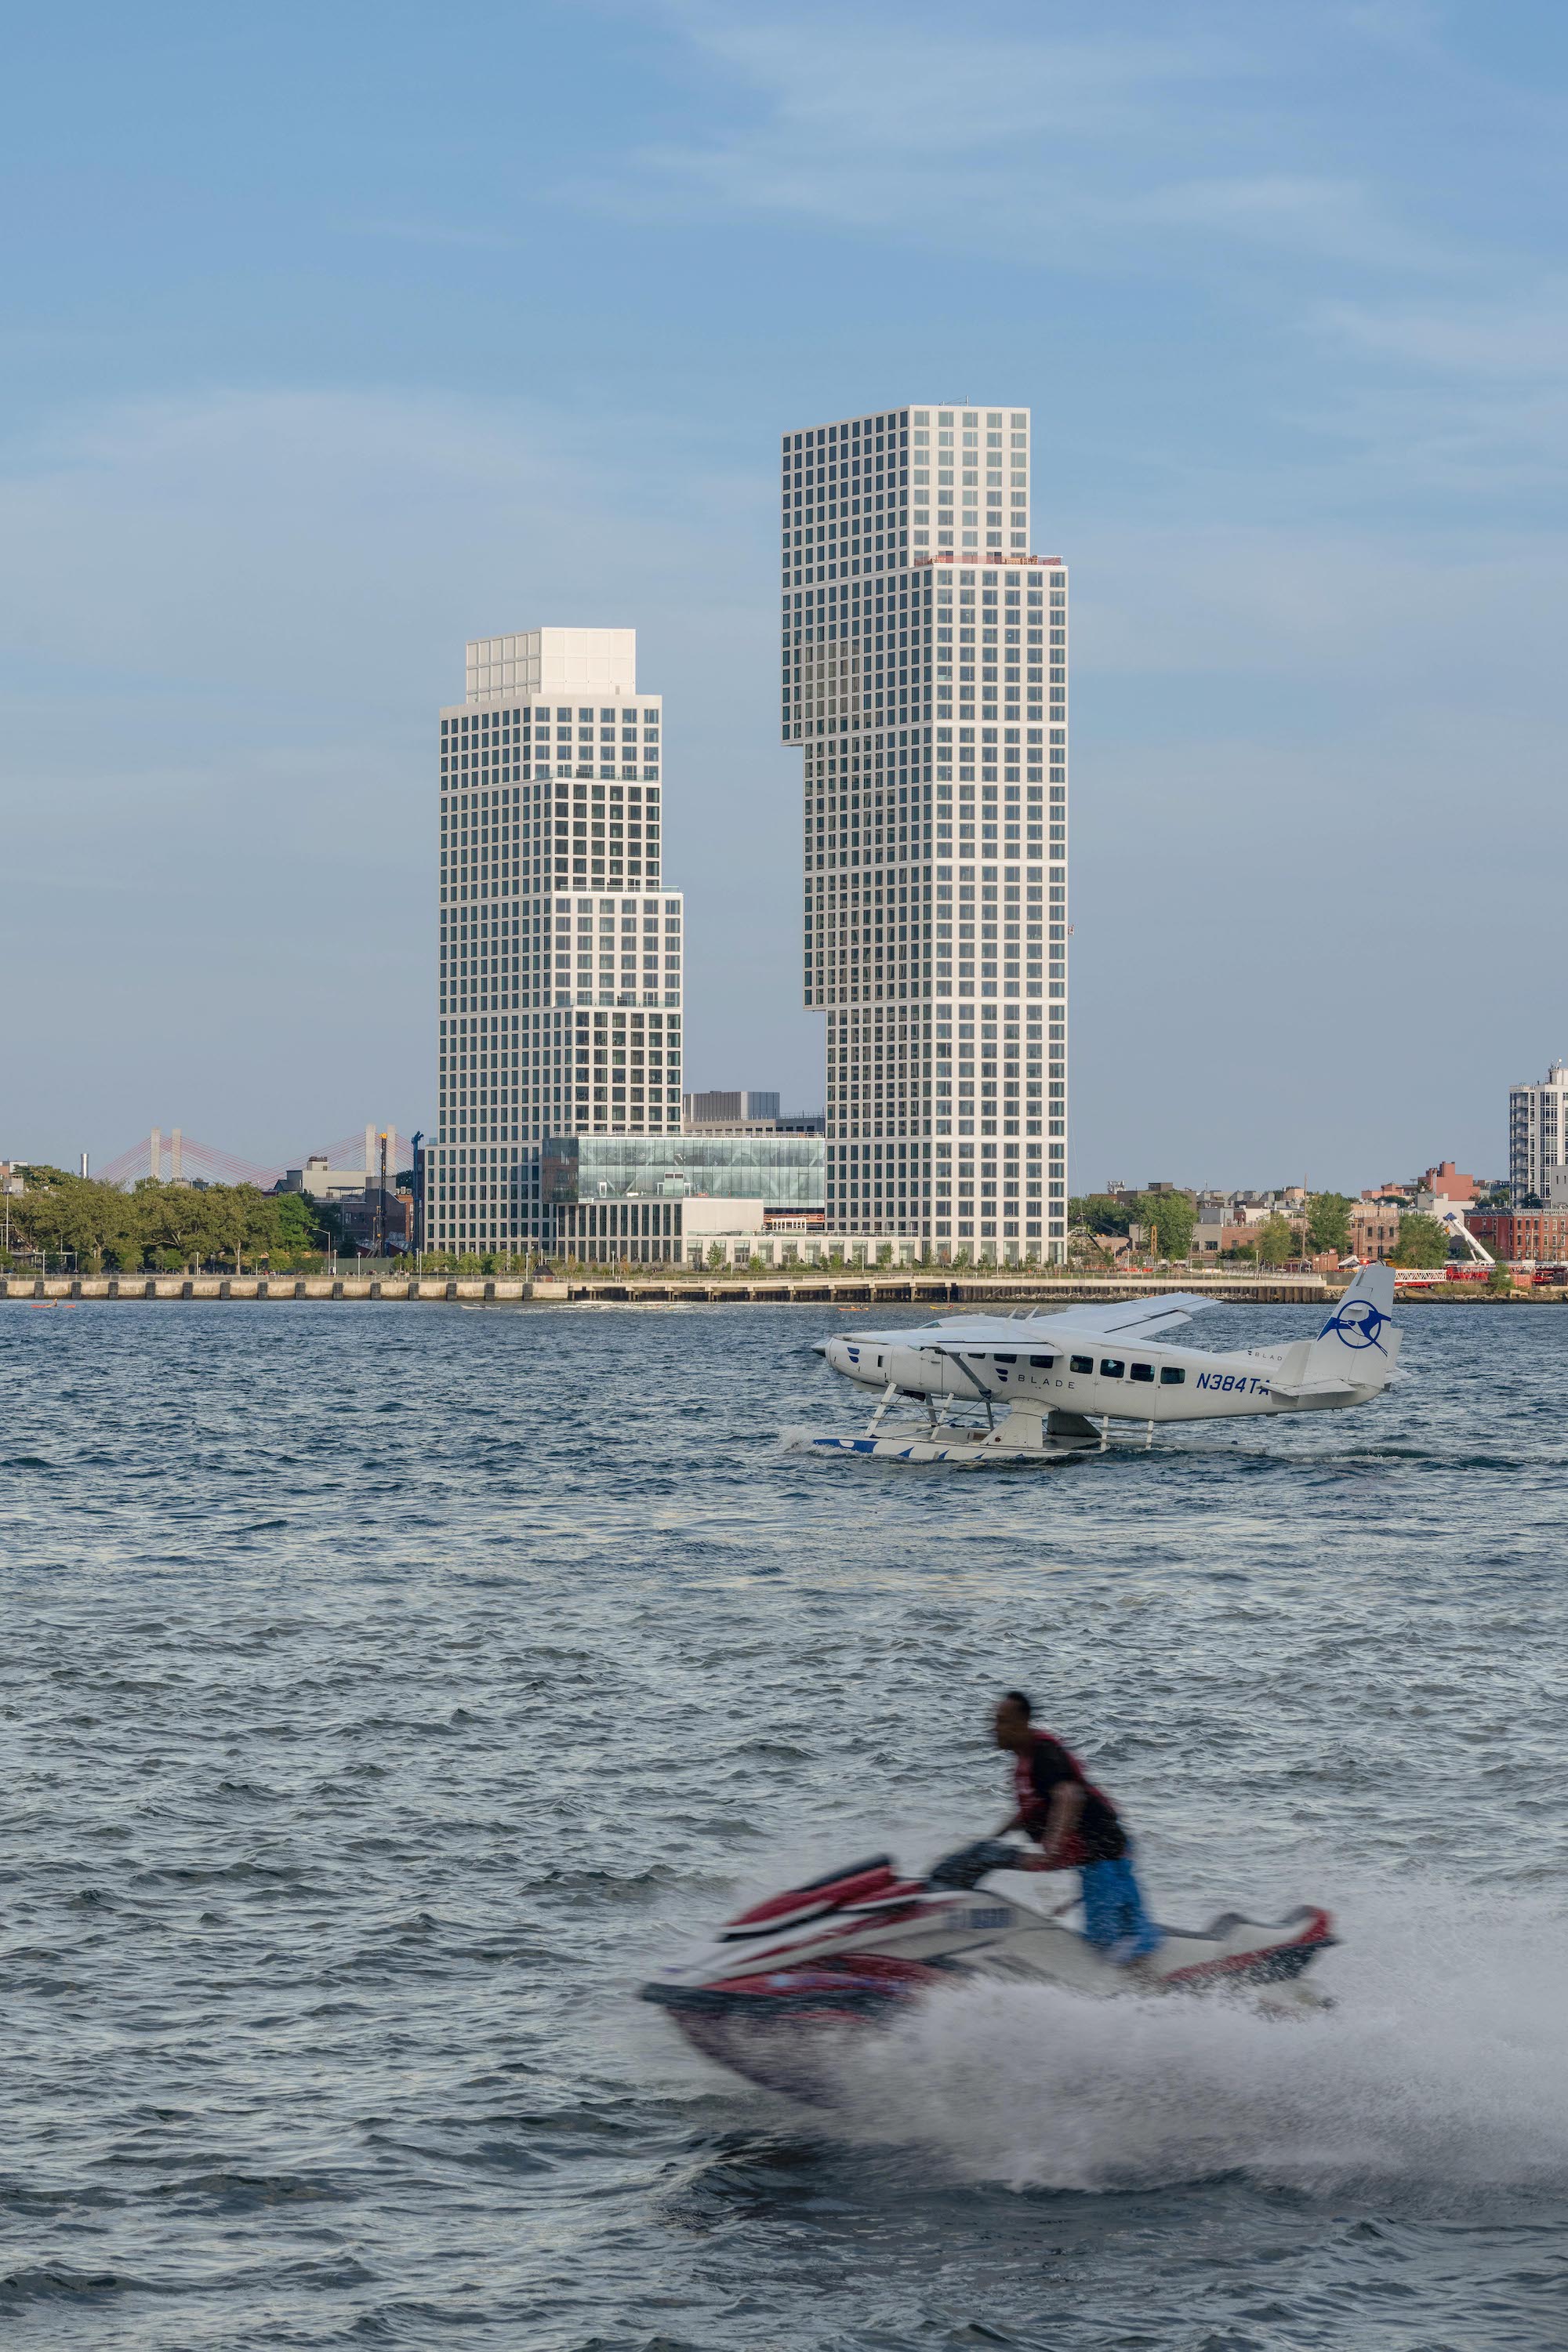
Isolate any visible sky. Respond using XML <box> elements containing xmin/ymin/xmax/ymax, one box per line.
<box><xmin>3</xmin><ymin>0</ymin><xmax>1566</xmax><ymax>1189</ymax></box>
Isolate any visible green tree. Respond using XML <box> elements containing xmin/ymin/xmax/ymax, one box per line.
<box><xmin>271</xmin><ymin>1191</ymin><xmax>328</xmax><ymax>1261</ymax></box>
<box><xmin>1306</xmin><ymin>1192</ymin><xmax>1352</xmax><ymax>1256</ymax></box>
<box><xmin>1070</xmin><ymin>1192</ymin><xmax>1132</xmax><ymax>1235</ymax></box>
<box><xmin>10</xmin><ymin>1171</ymin><xmax>138</xmax><ymax>1269</ymax></box>
<box><xmin>1138</xmin><ymin>1190</ymin><xmax>1195</xmax><ymax>1263</ymax></box>
<box><xmin>1486</xmin><ymin>1262</ymin><xmax>1514</xmax><ymax>1294</ymax></box>
<box><xmin>1390</xmin><ymin>1213</ymin><xmax>1449</xmax><ymax>1269</ymax></box>
<box><xmin>136</xmin><ymin>1181</ymin><xmax>223</xmax><ymax>1271</ymax></box>
<box><xmin>1254</xmin><ymin>1213</ymin><xmax>1297</xmax><ymax>1266</ymax></box>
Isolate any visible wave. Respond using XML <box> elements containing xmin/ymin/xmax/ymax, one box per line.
<box><xmin>833</xmin><ymin>1877</ymin><xmax>1568</xmax><ymax>2200</ymax></box>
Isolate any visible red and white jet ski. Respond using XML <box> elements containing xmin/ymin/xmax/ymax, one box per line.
<box><xmin>641</xmin><ymin>1840</ymin><xmax>1336</xmax><ymax>2099</ymax></box>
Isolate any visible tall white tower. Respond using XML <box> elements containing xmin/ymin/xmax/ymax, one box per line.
<box><xmin>427</xmin><ymin>628</ymin><xmax>684</xmax><ymax>1254</ymax></box>
<box><xmin>1510</xmin><ymin>1059</ymin><xmax>1568</xmax><ymax>1205</ymax></box>
<box><xmin>782</xmin><ymin>403</ymin><xmax>1068</xmax><ymax>1265</ymax></box>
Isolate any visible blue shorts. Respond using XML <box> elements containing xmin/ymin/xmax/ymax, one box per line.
<box><xmin>1080</xmin><ymin>1849</ymin><xmax>1163</xmax><ymax>1962</ymax></box>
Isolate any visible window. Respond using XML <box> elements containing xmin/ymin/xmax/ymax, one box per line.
<box><xmin>1099</xmin><ymin>1359</ymin><xmax>1125</xmax><ymax>1379</ymax></box>
<box><xmin>1160</xmin><ymin>1367</ymin><xmax>1187</xmax><ymax>1386</ymax></box>
<box><xmin>1130</xmin><ymin>1363</ymin><xmax>1155</xmax><ymax>1384</ymax></box>
<box><xmin>1069</xmin><ymin>1354</ymin><xmax>1093</xmax><ymax>1374</ymax></box>
<box><xmin>1028</xmin><ymin>1354</ymin><xmax>1054</xmax><ymax>1369</ymax></box>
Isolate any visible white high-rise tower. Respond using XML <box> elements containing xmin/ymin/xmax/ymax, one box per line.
<box><xmin>782</xmin><ymin>404</ymin><xmax>1069</xmax><ymax>1264</ymax></box>
<box><xmin>427</xmin><ymin>628</ymin><xmax>684</xmax><ymax>1254</ymax></box>
<box><xmin>1510</xmin><ymin>1059</ymin><xmax>1568</xmax><ymax>1205</ymax></box>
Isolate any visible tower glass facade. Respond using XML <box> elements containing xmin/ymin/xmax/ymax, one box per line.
<box><xmin>782</xmin><ymin>404</ymin><xmax>1068</xmax><ymax>1263</ymax></box>
<box><xmin>429</xmin><ymin>628</ymin><xmax>684</xmax><ymax>1253</ymax></box>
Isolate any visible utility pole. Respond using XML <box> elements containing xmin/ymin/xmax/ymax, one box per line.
<box><xmin>376</xmin><ymin>1131</ymin><xmax>388</xmax><ymax>1259</ymax></box>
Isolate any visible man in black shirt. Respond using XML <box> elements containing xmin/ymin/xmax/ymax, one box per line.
<box><xmin>993</xmin><ymin>1690</ymin><xmax>1162</xmax><ymax>1963</ymax></box>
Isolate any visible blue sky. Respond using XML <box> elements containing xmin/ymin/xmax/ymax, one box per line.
<box><xmin>4</xmin><ymin>0</ymin><xmax>1565</xmax><ymax>1187</ymax></box>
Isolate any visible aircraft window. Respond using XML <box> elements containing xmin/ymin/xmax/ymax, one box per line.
<box><xmin>1028</xmin><ymin>1354</ymin><xmax>1054</xmax><ymax>1368</ymax></box>
<box><xmin>993</xmin><ymin>1352</ymin><xmax>1017</xmax><ymax>1363</ymax></box>
<box><xmin>1069</xmin><ymin>1355</ymin><xmax>1092</xmax><ymax>1374</ymax></box>
<box><xmin>1130</xmin><ymin>1363</ymin><xmax>1155</xmax><ymax>1383</ymax></box>
<box><xmin>1099</xmin><ymin>1359</ymin><xmax>1125</xmax><ymax>1378</ymax></box>
<box><xmin>1160</xmin><ymin>1367</ymin><xmax>1186</xmax><ymax>1385</ymax></box>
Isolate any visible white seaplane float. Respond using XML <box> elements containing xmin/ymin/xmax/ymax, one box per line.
<box><xmin>794</xmin><ymin>1263</ymin><xmax>1403</xmax><ymax>1464</ymax></box>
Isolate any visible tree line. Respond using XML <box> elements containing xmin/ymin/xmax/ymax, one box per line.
<box><xmin>1068</xmin><ymin>1189</ymin><xmax>1453</xmax><ymax>1269</ymax></box>
<box><xmin>2</xmin><ymin>1167</ymin><xmax>336</xmax><ymax>1272</ymax></box>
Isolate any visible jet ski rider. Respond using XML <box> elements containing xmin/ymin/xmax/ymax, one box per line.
<box><xmin>993</xmin><ymin>1691</ymin><xmax>1163</xmax><ymax>1965</ymax></box>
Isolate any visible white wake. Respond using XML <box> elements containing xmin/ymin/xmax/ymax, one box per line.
<box><xmin>833</xmin><ymin>1878</ymin><xmax>1568</xmax><ymax>2198</ymax></box>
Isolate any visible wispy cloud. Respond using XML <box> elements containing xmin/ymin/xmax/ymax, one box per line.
<box><xmin>1319</xmin><ymin>281</ymin><xmax>1568</xmax><ymax>378</ymax></box>
<box><xmin>585</xmin><ymin>0</ymin><xmax>1449</xmax><ymax>278</ymax></box>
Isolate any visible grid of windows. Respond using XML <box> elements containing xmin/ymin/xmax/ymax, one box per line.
<box><xmin>782</xmin><ymin>405</ymin><xmax>1068</xmax><ymax>1265</ymax></box>
<box><xmin>1510</xmin><ymin>1061</ymin><xmax>1568</xmax><ymax>1206</ymax></box>
<box><xmin>430</xmin><ymin>631</ymin><xmax>683</xmax><ymax>1254</ymax></box>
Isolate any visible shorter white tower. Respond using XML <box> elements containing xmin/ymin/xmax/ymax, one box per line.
<box><xmin>1510</xmin><ymin>1059</ymin><xmax>1568</xmax><ymax>1205</ymax></box>
<box><xmin>428</xmin><ymin>628</ymin><xmax>684</xmax><ymax>1254</ymax></box>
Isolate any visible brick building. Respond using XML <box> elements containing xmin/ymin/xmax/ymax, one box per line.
<box><xmin>1350</xmin><ymin>1201</ymin><xmax>1403</xmax><ymax>1261</ymax></box>
<box><xmin>1469</xmin><ymin>1207</ymin><xmax>1568</xmax><ymax>1265</ymax></box>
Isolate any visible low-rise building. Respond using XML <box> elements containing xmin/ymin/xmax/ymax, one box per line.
<box><xmin>335</xmin><ymin>1186</ymin><xmax>415</xmax><ymax>1254</ymax></box>
<box><xmin>556</xmin><ymin>1193</ymin><xmax>765</xmax><ymax>1265</ymax></box>
<box><xmin>684</xmin><ymin>1090</ymin><xmax>779</xmax><ymax>1126</ymax></box>
<box><xmin>280</xmin><ymin>1129</ymin><xmax>404</xmax><ymax>1203</ymax></box>
<box><xmin>1469</xmin><ymin>1207</ymin><xmax>1568</xmax><ymax>1265</ymax></box>
<box><xmin>280</xmin><ymin>1156</ymin><xmax>370</xmax><ymax>1202</ymax></box>
<box><xmin>1189</xmin><ymin>1221</ymin><xmax>1272</xmax><ymax>1257</ymax></box>
<box><xmin>1350</xmin><ymin>1200</ymin><xmax>1402</xmax><ymax>1262</ymax></box>
<box><xmin>681</xmin><ymin>1091</ymin><xmax>824</xmax><ymax>1136</ymax></box>
<box><xmin>1418</xmin><ymin>1160</ymin><xmax>1478</xmax><ymax>1205</ymax></box>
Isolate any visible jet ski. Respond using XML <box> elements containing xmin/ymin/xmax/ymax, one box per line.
<box><xmin>641</xmin><ymin>1838</ymin><xmax>1336</xmax><ymax>2100</ymax></box>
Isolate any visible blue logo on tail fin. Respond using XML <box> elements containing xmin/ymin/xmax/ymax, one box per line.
<box><xmin>1318</xmin><ymin>1298</ymin><xmax>1388</xmax><ymax>1353</ymax></box>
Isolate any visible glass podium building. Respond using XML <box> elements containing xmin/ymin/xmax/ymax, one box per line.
<box><xmin>543</xmin><ymin>1132</ymin><xmax>824</xmax><ymax>1215</ymax></box>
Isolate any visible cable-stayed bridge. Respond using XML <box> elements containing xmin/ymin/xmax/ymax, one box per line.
<box><xmin>94</xmin><ymin>1126</ymin><xmax>410</xmax><ymax>1191</ymax></box>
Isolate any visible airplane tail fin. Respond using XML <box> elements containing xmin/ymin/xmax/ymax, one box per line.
<box><xmin>1272</xmin><ymin>1265</ymin><xmax>1401</xmax><ymax>1399</ymax></box>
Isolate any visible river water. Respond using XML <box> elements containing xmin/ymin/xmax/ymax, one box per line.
<box><xmin>5</xmin><ymin>1298</ymin><xmax>1566</xmax><ymax>2350</ymax></box>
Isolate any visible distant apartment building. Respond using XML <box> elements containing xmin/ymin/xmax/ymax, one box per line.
<box><xmin>426</xmin><ymin>627</ymin><xmax>683</xmax><ymax>1254</ymax></box>
<box><xmin>783</xmin><ymin>400</ymin><xmax>1067</xmax><ymax>1263</ymax></box>
<box><xmin>1510</xmin><ymin>1060</ymin><xmax>1568</xmax><ymax>1204</ymax></box>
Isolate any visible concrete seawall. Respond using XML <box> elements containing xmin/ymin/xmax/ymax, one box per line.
<box><xmin>5</xmin><ymin>1271</ymin><xmax>1327</xmax><ymax>1307</ymax></box>
<box><xmin>4</xmin><ymin>1273</ymin><xmax>1556</xmax><ymax>1308</ymax></box>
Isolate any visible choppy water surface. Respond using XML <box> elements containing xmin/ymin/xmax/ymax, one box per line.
<box><xmin>4</xmin><ymin>1297</ymin><xmax>1567</xmax><ymax>2350</ymax></box>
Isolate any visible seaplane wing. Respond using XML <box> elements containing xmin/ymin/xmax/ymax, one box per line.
<box><xmin>817</xmin><ymin>1295</ymin><xmax>1218</xmax><ymax>1359</ymax></box>
<box><xmin>1020</xmin><ymin>1291</ymin><xmax>1218</xmax><ymax>1343</ymax></box>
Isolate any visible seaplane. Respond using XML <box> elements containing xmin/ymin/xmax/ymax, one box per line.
<box><xmin>795</xmin><ymin>1263</ymin><xmax>1403</xmax><ymax>1464</ymax></box>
